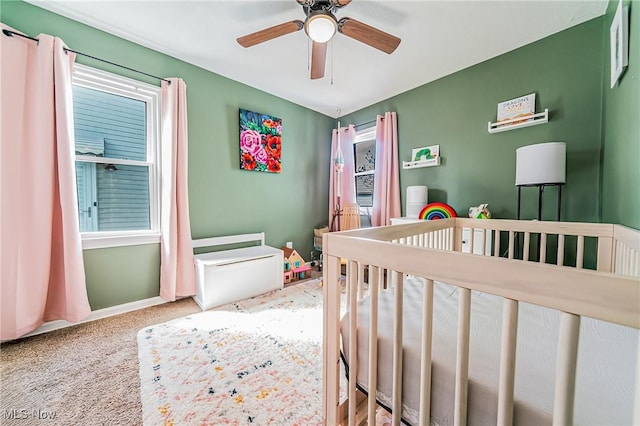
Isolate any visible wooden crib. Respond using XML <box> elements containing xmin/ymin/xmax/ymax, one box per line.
<box><xmin>322</xmin><ymin>219</ymin><xmax>639</xmax><ymax>425</ymax></box>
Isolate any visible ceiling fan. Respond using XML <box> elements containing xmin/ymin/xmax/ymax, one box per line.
<box><xmin>236</xmin><ymin>0</ymin><xmax>401</xmax><ymax>80</ymax></box>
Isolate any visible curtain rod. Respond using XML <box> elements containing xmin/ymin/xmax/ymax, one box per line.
<box><xmin>355</xmin><ymin>117</ymin><xmax>383</xmax><ymax>129</ymax></box>
<box><xmin>2</xmin><ymin>29</ymin><xmax>171</xmax><ymax>85</ymax></box>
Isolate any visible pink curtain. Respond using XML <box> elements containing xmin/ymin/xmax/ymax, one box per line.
<box><xmin>160</xmin><ymin>78</ymin><xmax>196</xmax><ymax>301</ymax></box>
<box><xmin>1</xmin><ymin>27</ymin><xmax>91</xmax><ymax>340</ymax></box>
<box><xmin>372</xmin><ymin>112</ymin><xmax>401</xmax><ymax>226</ymax></box>
<box><xmin>328</xmin><ymin>124</ymin><xmax>356</xmax><ymax>230</ymax></box>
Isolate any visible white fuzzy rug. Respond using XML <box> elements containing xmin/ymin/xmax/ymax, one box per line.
<box><xmin>137</xmin><ymin>280</ymin><xmax>340</xmax><ymax>425</ymax></box>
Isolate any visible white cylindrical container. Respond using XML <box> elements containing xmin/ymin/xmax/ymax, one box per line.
<box><xmin>406</xmin><ymin>185</ymin><xmax>428</xmax><ymax>218</ymax></box>
<box><xmin>515</xmin><ymin>142</ymin><xmax>566</xmax><ymax>186</ymax></box>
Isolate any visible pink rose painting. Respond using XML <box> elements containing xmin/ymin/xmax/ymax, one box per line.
<box><xmin>239</xmin><ymin>109</ymin><xmax>282</xmax><ymax>173</ymax></box>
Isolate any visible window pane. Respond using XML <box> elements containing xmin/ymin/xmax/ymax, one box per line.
<box><xmin>355</xmin><ymin>175</ymin><xmax>374</xmax><ymax>207</ymax></box>
<box><xmin>76</xmin><ymin>161</ymin><xmax>150</xmax><ymax>232</ymax></box>
<box><xmin>73</xmin><ymin>85</ymin><xmax>147</xmax><ymax>161</ymax></box>
<box><xmin>354</xmin><ymin>140</ymin><xmax>375</xmax><ymax>173</ymax></box>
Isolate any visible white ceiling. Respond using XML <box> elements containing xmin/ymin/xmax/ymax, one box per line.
<box><xmin>27</xmin><ymin>0</ymin><xmax>607</xmax><ymax>118</ymax></box>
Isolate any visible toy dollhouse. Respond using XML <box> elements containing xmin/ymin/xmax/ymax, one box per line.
<box><xmin>281</xmin><ymin>246</ymin><xmax>311</xmax><ymax>284</ymax></box>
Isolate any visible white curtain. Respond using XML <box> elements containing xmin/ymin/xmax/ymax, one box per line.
<box><xmin>159</xmin><ymin>78</ymin><xmax>196</xmax><ymax>301</ymax></box>
<box><xmin>1</xmin><ymin>26</ymin><xmax>90</xmax><ymax>340</ymax></box>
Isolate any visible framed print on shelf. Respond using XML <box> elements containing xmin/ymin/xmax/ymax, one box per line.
<box><xmin>496</xmin><ymin>93</ymin><xmax>536</xmax><ymax>128</ymax></box>
<box><xmin>411</xmin><ymin>144</ymin><xmax>439</xmax><ymax>162</ymax></box>
<box><xmin>610</xmin><ymin>0</ymin><xmax>629</xmax><ymax>88</ymax></box>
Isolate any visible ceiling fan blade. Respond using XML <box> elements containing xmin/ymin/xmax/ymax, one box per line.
<box><xmin>338</xmin><ymin>17</ymin><xmax>400</xmax><ymax>54</ymax></box>
<box><xmin>310</xmin><ymin>41</ymin><xmax>327</xmax><ymax>80</ymax></box>
<box><xmin>237</xmin><ymin>20</ymin><xmax>304</xmax><ymax>48</ymax></box>
<box><xmin>330</xmin><ymin>0</ymin><xmax>352</xmax><ymax>7</ymax></box>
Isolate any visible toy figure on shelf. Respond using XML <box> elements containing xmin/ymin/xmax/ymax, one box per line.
<box><xmin>468</xmin><ymin>203</ymin><xmax>491</xmax><ymax>219</ymax></box>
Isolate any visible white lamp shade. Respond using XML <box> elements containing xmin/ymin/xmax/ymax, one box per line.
<box><xmin>515</xmin><ymin>142</ymin><xmax>566</xmax><ymax>186</ymax></box>
<box><xmin>306</xmin><ymin>14</ymin><xmax>337</xmax><ymax>43</ymax></box>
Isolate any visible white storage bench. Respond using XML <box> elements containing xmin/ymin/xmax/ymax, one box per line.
<box><xmin>192</xmin><ymin>233</ymin><xmax>283</xmax><ymax>310</ymax></box>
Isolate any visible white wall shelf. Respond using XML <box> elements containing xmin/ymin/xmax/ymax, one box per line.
<box><xmin>402</xmin><ymin>157</ymin><xmax>441</xmax><ymax>169</ymax></box>
<box><xmin>488</xmin><ymin>108</ymin><xmax>549</xmax><ymax>134</ymax></box>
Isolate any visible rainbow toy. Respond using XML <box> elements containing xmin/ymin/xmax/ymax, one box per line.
<box><xmin>419</xmin><ymin>202</ymin><xmax>457</xmax><ymax>220</ymax></box>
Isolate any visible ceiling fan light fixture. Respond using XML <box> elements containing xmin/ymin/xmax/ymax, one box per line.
<box><xmin>305</xmin><ymin>12</ymin><xmax>337</xmax><ymax>43</ymax></box>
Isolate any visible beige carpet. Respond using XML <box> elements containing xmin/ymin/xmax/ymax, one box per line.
<box><xmin>1</xmin><ymin>297</ymin><xmax>200</xmax><ymax>425</ymax></box>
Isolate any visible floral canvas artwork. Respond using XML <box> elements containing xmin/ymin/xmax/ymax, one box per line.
<box><xmin>239</xmin><ymin>109</ymin><xmax>282</xmax><ymax>173</ymax></box>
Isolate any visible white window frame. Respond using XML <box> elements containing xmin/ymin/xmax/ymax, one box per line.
<box><xmin>72</xmin><ymin>64</ymin><xmax>162</xmax><ymax>249</ymax></box>
<box><xmin>353</xmin><ymin>126</ymin><xmax>376</xmax><ymax>218</ymax></box>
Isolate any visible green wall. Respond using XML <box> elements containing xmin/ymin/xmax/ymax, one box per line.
<box><xmin>3</xmin><ymin>1</ymin><xmax>636</xmax><ymax>310</ymax></box>
<box><xmin>601</xmin><ymin>0</ymin><xmax>640</xmax><ymax>230</ymax></box>
<box><xmin>341</xmin><ymin>18</ymin><xmax>606</xmax><ymax>224</ymax></box>
<box><xmin>1</xmin><ymin>0</ymin><xmax>334</xmax><ymax>309</ymax></box>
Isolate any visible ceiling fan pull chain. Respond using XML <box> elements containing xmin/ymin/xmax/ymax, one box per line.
<box><xmin>307</xmin><ymin>37</ymin><xmax>311</xmax><ymax>72</ymax></box>
<box><xmin>330</xmin><ymin>38</ymin><xmax>334</xmax><ymax>85</ymax></box>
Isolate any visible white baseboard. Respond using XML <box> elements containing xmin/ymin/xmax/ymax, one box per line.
<box><xmin>21</xmin><ymin>296</ymin><xmax>167</xmax><ymax>338</ymax></box>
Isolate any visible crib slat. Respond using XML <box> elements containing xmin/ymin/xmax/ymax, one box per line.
<box><xmin>419</xmin><ymin>279</ymin><xmax>435</xmax><ymax>426</ymax></box>
<box><xmin>367</xmin><ymin>266</ymin><xmax>381</xmax><ymax>425</ymax></box>
<box><xmin>497</xmin><ymin>298</ymin><xmax>519</xmax><ymax>426</ymax></box>
<box><xmin>481</xmin><ymin>229</ymin><xmax>487</xmax><ymax>256</ymax></box>
<box><xmin>596</xmin><ymin>236</ymin><xmax>613</xmax><ymax>272</ymax></box>
<box><xmin>470</xmin><ymin>228</ymin><xmax>475</xmax><ymax>254</ymax></box>
<box><xmin>557</xmin><ymin>234</ymin><xmax>565</xmax><ymax>266</ymax></box>
<box><xmin>454</xmin><ymin>287</ymin><xmax>471</xmax><ymax>426</ymax></box>
<box><xmin>553</xmin><ymin>312</ymin><xmax>581</xmax><ymax>426</ymax></box>
<box><xmin>323</xmin><ymin>255</ymin><xmax>342</xmax><ymax>426</ymax></box>
<box><xmin>494</xmin><ymin>230</ymin><xmax>501</xmax><ymax>257</ymax></box>
<box><xmin>576</xmin><ymin>235</ymin><xmax>584</xmax><ymax>269</ymax></box>
<box><xmin>348</xmin><ymin>261</ymin><xmax>358</xmax><ymax>426</ymax></box>
<box><xmin>508</xmin><ymin>231</ymin><xmax>515</xmax><ymax>259</ymax></box>
<box><xmin>392</xmin><ymin>271</ymin><xmax>404</xmax><ymax>426</ymax></box>
<box><xmin>358</xmin><ymin>262</ymin><xmax>365</xmax><ymax>301</ymax></box>
<box><xmin>523</xmin><ymin>232</ymin><xmax>531</xmax><ymax>261</ymax></box>
<box><xmin>539</xmin><ymin>233</ymin><xmax>547</xmax><ymax>263</ymax></box>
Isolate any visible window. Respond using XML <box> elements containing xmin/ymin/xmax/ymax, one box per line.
<box><xmin>72</xmin><ymin>65</ymin><xmax>161</xmax><ymax>249</ymax></box>
<box><xmin>353</xmin><ymin>126</ymin><xmax>376</xmax><ymax>227</ymax></box>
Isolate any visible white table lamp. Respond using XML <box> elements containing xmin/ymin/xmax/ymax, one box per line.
<box><xmin>515</xmin><ymin>142</ymin><xmax>566</xmax><ymax>262</ymax></box>
<box><xmin>515</xmin><ymin>142</ymin><xmax>566</xmax><ymax>222</ymax></box>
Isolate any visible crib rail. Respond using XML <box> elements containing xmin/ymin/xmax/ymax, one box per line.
<box><xmin>323</xmin><ymin>219</ymin><xmax>639</xmax><ymax>426</ymax></box>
